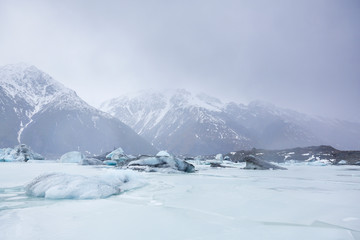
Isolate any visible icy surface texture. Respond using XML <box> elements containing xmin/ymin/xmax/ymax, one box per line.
<box><xmin>0</xmin><ymin>163</ymin><xmax>360</xmax><ymax>240</ymax></box>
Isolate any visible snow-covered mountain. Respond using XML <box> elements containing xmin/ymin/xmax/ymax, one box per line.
<box><xmin>0</xmin><ymin>63</ymin><xmax>156</xmax><ymax>156</ymax></box>
<box><xmin>100</xmin><ymin>89</ymin><xmax>360</xmax><ymax>155</ymax></box>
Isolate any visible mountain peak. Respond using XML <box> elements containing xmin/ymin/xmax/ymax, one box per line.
<box><xmin>0</xmin><ymin>63</ymin><xmax>156</xmax><ymax>155</ymax></box>
<box><xmin>100</xmin><ymin>89</ymin><xmax>360</xmax><ymax>154</ymax></box>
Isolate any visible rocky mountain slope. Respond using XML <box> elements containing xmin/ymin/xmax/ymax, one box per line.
<box><xmin>0</xmin><ymin>64</ymin><xmax>156</xmax><ymax>156</ymax></box>
<box><xmin>101</xmin><ymin>89</ymin><xmax>360</xmax><ymax>155</ymax></box>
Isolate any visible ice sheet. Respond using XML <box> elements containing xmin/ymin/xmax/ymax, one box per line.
<box><xmin>0</xmin><ymin>162</ymin><xmax>359</xmax><ymax>240</ymax></box>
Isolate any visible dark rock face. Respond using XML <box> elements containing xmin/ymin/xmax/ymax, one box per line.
<box><xmin>331</xmin><ymin>151</ymin><xmax>360</xmax><ymax>165</ymax></box>
<box><xmin>243</xmin><ymin>155</ymin><xmax>287</xmax><ymax>170</ymax></box>
<box><xmin>227</xmin><ymin>145</ymin><xmax>360</xmax><ymax>165</ymax></box>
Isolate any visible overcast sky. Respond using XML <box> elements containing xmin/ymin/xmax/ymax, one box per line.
<box><xmin>0</xmin><ymin>0</ymin><xmax>359</xmax><ymax>122</ymax></box>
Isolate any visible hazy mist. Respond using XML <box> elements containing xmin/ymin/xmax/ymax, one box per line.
<box><xmin>0</xmin><ymin>0</ymin><xmax>359</xmax><ymax>122</ymax></box>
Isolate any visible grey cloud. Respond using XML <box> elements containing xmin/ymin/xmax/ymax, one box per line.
<box><xmin>0</xmin><ymin>0</ymin><xmax>359</xmax><ymax>121</ymax></box>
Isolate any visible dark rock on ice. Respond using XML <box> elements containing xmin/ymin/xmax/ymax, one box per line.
<box><xmin>227</xmin><ymin>145</ymin><xmax>360</xmax><ymax>166</ymax></box>
<box><xmin>243</xmin><ymin>155</ymin><xmax>287</xmax><ymax>170</ymax></box>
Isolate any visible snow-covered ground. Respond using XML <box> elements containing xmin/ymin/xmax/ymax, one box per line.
<box><xmin>0</xmin><ymin>162</ymin><xmax>359</xmax><ymax>240</ymax></box>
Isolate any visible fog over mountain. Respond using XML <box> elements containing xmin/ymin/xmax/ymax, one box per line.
<box><xmin>101</xmin><ymin>89</ymin><xmax>360</xmax><ymax>155</ymax></box>
<box><xmin>0</xmin><ymin>0</ymin><xmax>359</xmax><ymax>123</ymax></box>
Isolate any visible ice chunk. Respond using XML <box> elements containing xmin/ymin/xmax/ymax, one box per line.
<box><xmin>103</xmin><ymin>160</ymin><xmax>117</xmax><ymax>166</ymax></box>
<box><xmin>243</xmin><ymin>155</ymin><xmax>287</xmax><ymax>170</ymax></box>
<box><xmin>105</xmin><ymin>147</ymin><xmax>130</xmax><ymax>164</ymax></box>
<box><xmin>129</xmin><ymin>157</ymin><xmax>163</xmax><ymax>167</ymax></box>
<box><xmin>0</xmin><ymin>148</ymin><xmax>15</xmax><ymax>162</ymax></box>
<box><xmin>106</xmin><ymin>147</ymin><xmax>124</xmax><ymax>159</ymax></box>
<box><xmin>80</xmin><ymin>158</ymin><xmax>103</xmax><ymax>165</ymax></box>
<box><xmin>59</xmin><ymin>151</ymin><xmax>84</xmax><ymax>163</ymax></box>
<box><xmin>215</xmin><ymin>153</ymin><xmax>223</xmax><ymax>161</ymax></box>
<box><xmin>156</xmin><ymin>150</ymin><xmax>171</xmax><ymax>157</ymax></box>
<box><xmin>337</xmin><ymin>160</ymin><xmax>347</xmax><ymax>165</ymax></box>
<box><xmin>0</xmin><ymin>144</ymin><xmax>44</xmax><ymax>162</ymax></box>
<box><xmin>25</xmin><ymin>171</ymin><xmax>139</xmax><ymax>199</ymax></box>
<box><xmin>128</xmin><ymin>153</ymin><xmax>195</xmax><ymax>173</ymax></box>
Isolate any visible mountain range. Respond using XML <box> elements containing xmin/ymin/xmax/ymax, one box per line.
<box><xmin>100</xmin><ymin>89</ymin><xmax>360</xmax><ymax>155</ymax></box>
<box><xmin>1</xmin><ymin>63</ymin><xmax>359</xmax><ymax>157</ymax></box>
<box><xmin>0</xmin><ymin>63</ymin><xmax>156</xmax><ymax>156</ymax></box>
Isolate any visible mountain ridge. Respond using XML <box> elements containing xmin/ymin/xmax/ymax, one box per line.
<box><xmin>0</xmin><ymin>63</ymin><xmax>156</xmax><ymax>156</ymax></box>
<box><xmin>101</xmin><ymin>89</ymin><xmax>360</xmax><ymax>155</ymax></box>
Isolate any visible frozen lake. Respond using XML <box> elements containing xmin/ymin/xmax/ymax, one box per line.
<box><xmin>0</xmin><ymin>162</ymin><xmax>359</xmax><ymax>240</ymax></box>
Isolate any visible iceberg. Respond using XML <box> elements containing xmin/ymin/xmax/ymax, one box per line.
<box><xmin>243</xmin><ymin>155</ymin><xmax>287</xmax><ymax>170</ymax></box>
<box><xmin>215</xmin><ymin>153</ymin><xmax>223</xmax><ymax>161</ymax></box>
<box><xmin>156</xmin><ymin>150</ymin><xmax>171</xmax><ymax>158</ymax></box>
<box><xmin>25</xmin><ymin>171</ymin><xmax>138</xmax><ymax>199</ymax></box>
<box><xmin>106</xmin><ymin>147</ymin><xmax>124</xmax><ymax>159</ymax></box>
<box><xmin>80</xmin><ymin>158</ymin><xmax>104</xmax><ymax>165</ymax></box>
<box><xmin>59</xmin><ymin>151</ymin><xmax>84</xmax><ymax>163</ymax></box>
<box><xmin>127</xmin><ymin>151</ymin><xmax>195</xmax><ymax>173</ymax></box>
<box><xmin>105</xmin><ymin>147</ymin><xmax>130</xmax><ymax>164</ymax></box>
<box><xmin>337</xmin><ymin>160</ymin><xmax>347</xmax><ymax>165</ymax></box>
<box><xmin>103</xmin><ymin>160</ymin><xmax>118</xmax><ymax>166</ymax></box>
<box><xmin>0</xmin><ymin>144</ymin><xmax>44</xmax><ymax>162</ymax></box>
<box><xmin>60</xmin><ymin>152</ymin><xmax>104</xmax><ymax>165</ymax></box>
